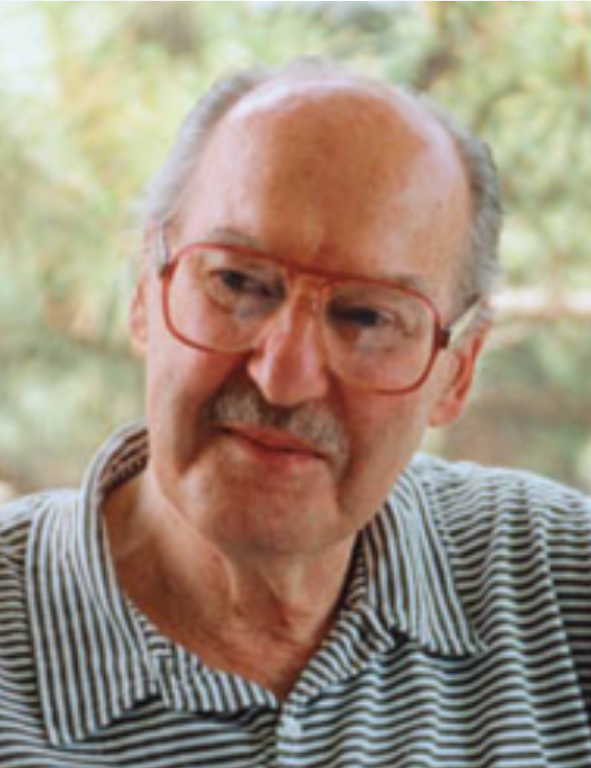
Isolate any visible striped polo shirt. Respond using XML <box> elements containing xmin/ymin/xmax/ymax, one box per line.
<box><xmin>1</xmin><ymin>422</ymin><xmax>591</xmax><ymax>767</ymax></box>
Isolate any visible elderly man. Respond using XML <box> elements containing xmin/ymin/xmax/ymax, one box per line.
<box><xmin>1</xmin><ymin>60</ymin><xmax>590</xmax><ymax>768</ymax></box>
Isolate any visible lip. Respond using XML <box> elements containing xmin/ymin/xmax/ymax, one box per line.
<box><xmin>215</xmin><ymin>422</ymin><xmax>328</xmax><ymax>463</ymax></box>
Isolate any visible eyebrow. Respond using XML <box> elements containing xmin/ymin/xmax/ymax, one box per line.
<box><xmin>201</xmin><ymin>226</ymin><xmax>436</xmax><ymax>296</ymax></box>
<box><xmin>204</xmin><ymin>227</ymin><xmax>270</xmax><ymax>253</ymax></box>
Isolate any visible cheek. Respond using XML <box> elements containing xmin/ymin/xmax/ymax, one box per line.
<box><xmin>142</xmin><ymin>279</ymin><xmax>249</xmax><ymax>427</ymax></box>
<box><xmin>337</xmin><ymin>391</ymin><xmax>432</xmax><ymax>516</ymax></box>
<box><xmin>345</xmin><ymin>389</ymin><xmax>427</xmax><ymax>460</ymax></box>
<box><xmin>144</xmin><ymin>332</ymin><xmax>241</xmax><ymax>465</ymax></box>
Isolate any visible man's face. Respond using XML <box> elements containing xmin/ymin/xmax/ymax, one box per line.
<box><xmin>133</xmin><ymin>78</ymin><xmax>480</xmax><ymax>562</ymax></box>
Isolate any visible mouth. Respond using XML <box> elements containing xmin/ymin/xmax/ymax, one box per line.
<box><xmin>214</xmin><ymin>422</ymin><xmax>329</xmax><ymax>463</ymax></box>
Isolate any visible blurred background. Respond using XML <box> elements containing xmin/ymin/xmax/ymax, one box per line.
<box><xmin>0</xmin><ymin>1</ymin><xmax>590</xmax><ymax>502</ymax></box>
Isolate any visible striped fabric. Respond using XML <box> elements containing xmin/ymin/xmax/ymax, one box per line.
<box><xmin>1</xmin><ymin>422</ymin><xmax>590</xmax><ymax>767</ymax></box>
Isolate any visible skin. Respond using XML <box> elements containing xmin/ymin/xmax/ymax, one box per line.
<box><xmin>105</xmin><ymin>74</ymin><xmax>488</xmax><ymax>699</ymax></box>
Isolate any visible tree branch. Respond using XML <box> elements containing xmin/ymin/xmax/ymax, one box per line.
<box><xmin>494</xmin><ymin>288</ymin><xmax>591</xmax><ymax>322</ymax></box>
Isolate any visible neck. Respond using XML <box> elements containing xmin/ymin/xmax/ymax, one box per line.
<box><xmin>104</xmin><ymin>472</ymin><xmax>356</xmax><ymax>697</ymax></box>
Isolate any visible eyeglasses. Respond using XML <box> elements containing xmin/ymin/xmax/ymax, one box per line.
<box><xmin>156</xmin><ymin>228</ymin><xmax>479</xmax><ymax>395</ymax></box>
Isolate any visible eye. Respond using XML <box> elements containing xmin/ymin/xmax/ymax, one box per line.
<box><xmin>204</xmin><ymin>264</ymin><xmax>285</xmax><ymax>318</ymax></box>
<box><xmin>215</xmin><ymin>269</ymin><xmax>276</xmax><ymax>298</ymax></box>
<box><xmin>326</xmin><ymin>294</ymin><xmax>428</xmax><ymax>353</ymax></box>
<box><xmin>328</xmin><ymin>303</ymin><xmax>392</xmax><ymax>329</ymax></box>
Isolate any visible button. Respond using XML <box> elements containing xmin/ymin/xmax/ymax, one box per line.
<box><xmin>280</xmin><ymin>715</ymin><xmax>302</xmax><ymax>739</ymax></box>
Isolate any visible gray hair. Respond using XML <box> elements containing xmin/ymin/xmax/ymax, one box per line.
<box><xmin>139</xmin><ymin>59</ymin><xmax>502</xmax><ymax>317</ymax></box>
<box><xmin>416</xmin><ymin>94</ymin><xmax>503</xmax><ymax>323</ymax></box>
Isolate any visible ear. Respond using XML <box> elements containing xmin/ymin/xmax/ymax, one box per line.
<box><xmin>428</xmin><ymin>324</ymin><xmax>490</xmax><ymax>428</ymax></box>
<box><xmin>129</xmin><ymin>273</ymin><xmax>148</xmax><ymax>357</ymax></box>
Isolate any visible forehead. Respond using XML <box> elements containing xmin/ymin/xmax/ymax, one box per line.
<box><xmin>174</xmin><ymin>76</ymin><xmax>471</xmax><ymax>304</ymax></box>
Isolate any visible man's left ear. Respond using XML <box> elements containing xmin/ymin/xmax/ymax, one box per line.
<box><xmin>129</xmin><ymin>231</ymin><xmax>157</xmax><ymax>357</ymax></box>
<box><xmin>428</xmin><ymin>325</ymin><xmax>490</xmax><ymax>428</ymax></box>
<box><xmin>129</xmin><ymin>272</ymin><xmax>149</xmax><ymax>357</ymax></box>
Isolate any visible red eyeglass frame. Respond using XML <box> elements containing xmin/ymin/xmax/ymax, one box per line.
<box><xmin>156</xmin><ymin>227</ymin><xmax>478</xmax><ymax>396</ymax></box>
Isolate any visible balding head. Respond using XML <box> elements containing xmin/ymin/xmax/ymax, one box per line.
<box><xmin>141</xmin><ymin>59</ymin><xmax>502</xmax><ymax>312</ymax></box>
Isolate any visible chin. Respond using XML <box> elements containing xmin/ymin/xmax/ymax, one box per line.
<box><xmin>181</xmin><ymin>470</ymin><xmax>345</xmax><ymax>558</ymax></box>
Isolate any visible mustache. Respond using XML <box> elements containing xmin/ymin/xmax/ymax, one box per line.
<box><xmin>203</xmin><ymin>380</ymin><xmax>350</xmax><ymax>474</ymax></box>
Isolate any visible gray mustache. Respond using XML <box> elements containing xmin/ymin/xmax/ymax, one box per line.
<box><xmin>204</xmin><ymin>381</ymin><xmax>350</xmax><ymax>474</ymax></box>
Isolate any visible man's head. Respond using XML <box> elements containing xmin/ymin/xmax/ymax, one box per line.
<box><xmin>130</xmin><ymin>60</ymin><xmax>502</xmax><ymax>564</ymax></box>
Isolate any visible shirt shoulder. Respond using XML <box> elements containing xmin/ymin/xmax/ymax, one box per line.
<box><xmin>409</xmin><ymin>453</ymin><xmax>591</xmax><ymax>534</ymax></box>
<box><xmin>407</xmin><ymin>455</ymin><xmax>591</xmax><ymax>632</ymax></box>
<box><xmin>402</xmin><ymin>457</ymin><xmax>591</xmax><ymax>724</ymax></box>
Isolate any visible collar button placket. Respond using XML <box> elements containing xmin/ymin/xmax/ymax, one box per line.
<box><xmin>278</xmin><ymin>712</ymin><xmax>302</xmax><ymax>740</ymax></box>
<box><xmin>275</xmin><ymin>707</ymin><xmax>304</xmax><ymax>768</ymax></box>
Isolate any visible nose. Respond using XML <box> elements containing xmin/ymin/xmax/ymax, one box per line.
<box><xmin>246</xmin><ymin>299</ymin><xmax>331</xmax><ymax>407</ymax></box>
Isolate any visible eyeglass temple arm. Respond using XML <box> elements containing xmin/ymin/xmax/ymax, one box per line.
<box><xmin>441</xmin><ymin>299</ymin><xmax>485</xmax><ymax>348</ymax></box>
<box><xmin>155</xmin><ymin>226</ymin><xmax>171</xmax><ymax>275</ymax></box>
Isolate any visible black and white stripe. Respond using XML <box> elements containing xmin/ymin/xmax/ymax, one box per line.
<box><xmin>1</xmin><ymin>423</ymin><xmax>590</xmax><ymax>767</ymax></box>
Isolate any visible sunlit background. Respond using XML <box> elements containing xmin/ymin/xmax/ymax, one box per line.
<box><xmin>1</xmin><ymin>1</ymin><xmax>590</xmax><ymax>501</ymax></box>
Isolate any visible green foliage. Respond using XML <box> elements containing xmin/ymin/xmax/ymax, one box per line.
<box><xmin>0</xmin><ymin>2</ymin><xmax>590</xmax><ymax>493</ymax></box>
